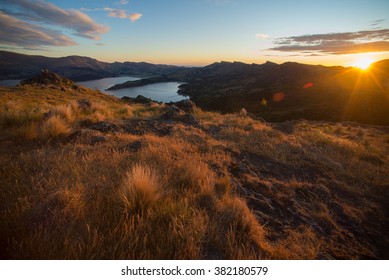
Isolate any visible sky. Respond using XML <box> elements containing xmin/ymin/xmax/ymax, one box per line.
<box><xmin>1</xmin><ymin>0</ymin><xmax>389</xmax><ymax>66</ymax></box>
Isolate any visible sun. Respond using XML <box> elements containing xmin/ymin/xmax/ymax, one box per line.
<box><xmin>353</xmin><ymin>57</ymin><xmax>374</xmax><ymax>70</ymax></box>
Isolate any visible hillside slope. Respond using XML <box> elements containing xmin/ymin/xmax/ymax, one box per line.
<box><xmin>0</xmin><ymin>76</ymin><xmax>388</xmax><ymax>259</ymax></box>
<box><xmin>175</xmin><ymin>60</ymin><xmax>389</xmax><ymax>125</ymax></box>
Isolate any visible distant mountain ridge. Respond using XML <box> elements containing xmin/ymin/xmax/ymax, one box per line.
<box><xmin>171</xmin><ymin>60</ymin><xmax>389</xmax><ymax>125</ymax></box>
<box><xmin>0</xmin><ymin>51</ymin><xmax>187</xmax><ymax>81</ymax></box>
<box><xmin>2</xmin><ymin>51</ymin><xmax>389</xmax><ymax>125</ymax></box>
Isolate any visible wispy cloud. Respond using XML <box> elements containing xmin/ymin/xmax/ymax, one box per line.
<box><xmin>129</xmin><ymin>13</ymin><xmax>142</xmax><ymax>22</ymax></box>
<box><xmin>0</xmin><ymin>0</ymin><xmax>109</xmax><ymax>50</ymax></box>
<box><xmin>2</xmin><ymin>0</ymin><xmax>109</xmax><ymax>40</ymax></box>
<box><xmin>0</xmin><ymin>11</ymin><xmax>77</xmax><ymax>50</ymax></box>
<box><xmin>118</xmin><ymin>0</ymin><xmax>129</xmax><ymax>5</ymax></box>
<box><xmin>104</xmin><ymin>8</ymin><xmax>142</xmax><ymax>22</ymax></box>
<box><xmin>269</xmin><ymin>29</ymin><xmax>389</xmax><ymax>55</ymax></box>
<box><xmin>370</xmin><ymin>19</ymin><xmax>385</xmax><ymax>27</ymax></box>
<box><xmin>255</xmin><ymin>33</ymin><xmax>270</xmax><ymax>39</ymax></box>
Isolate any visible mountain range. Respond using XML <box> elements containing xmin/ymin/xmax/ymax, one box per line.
<box><xmin>1</xmin><ymin>51</ymin><xmax>388</xmax><ymax>125</ymax></box>
<box><xmin>0</xmin><ymin>51</ymin><xmax>186</xmax><ymax>81</ymax></box>
<box><xmin>173</xmin><ymin>60</ymin><xmax>389</xmax><ymax>125</ymax></box>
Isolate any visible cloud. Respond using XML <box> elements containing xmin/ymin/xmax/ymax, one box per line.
<box><xmin>0</xmin><ymin>11</ymin><xmax>77</xmax><ymax>50</ymax></box>
<box><xmin>129</xmin><ymin>13</ymin><xmax>142</xmax><ymax>22</ymax></box>
<box><xmin>269</xmin><ymin>29</ymin><xmax>389</xmax><ymax>55</ymax></box>
<box><xmin>2</xmin><ymin>0</ymin><xmax>109</xmax><ymax>40</ymax></box>
<box><xmin>104</xmin><ymin>8</ymin><xmax>142</xmax><ymax>22</ymax></box>
<box><xmin>370</xmin><ymin>19</ymin><xmax>385</xmax><ymax>26</ymax></box>
<box><xmin>118</xmin><ymin>0</ymin><xmax>129</xmax><ymax>4</ymax></box>
<box><xmin>255</xmin><ymin>33</ymin><xmax>270</xmax><ymax>39</ymax></box>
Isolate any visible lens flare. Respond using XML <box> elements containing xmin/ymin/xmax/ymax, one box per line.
<box><xmin>303</xmin><ymin>82</ymin><xmax>314</xmax><ymax>89</ymax></box>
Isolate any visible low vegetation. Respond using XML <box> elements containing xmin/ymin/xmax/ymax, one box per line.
<box><xmin>0</xmin><ymin>83</ymin><xmax>388</xmax><ymax>259</ymax></box>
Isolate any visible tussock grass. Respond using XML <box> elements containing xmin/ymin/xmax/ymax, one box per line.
<box><xmin>119</xmin><ymin>164</ymin><xmax>163</xmax><ymax>212</ymax></box>
<box><xmin>40</xmin><ymin>115</ymin><xmax>72</xmax><ymax>140</ymax></box>
<box><xmin>213</xmin><ymin>196</ymin><xmax>270</xmax><ymax>259</ymax></box>
<box><xmin>175</xmin><ymin>161</ymin><xmax>215</xmax><ymax>193</ymax></box>
<box><xmin>49</xmin><ymin>105</ymin><xmax>75</xmax><ymax>123</ymax></box>
<box><xmin>0</xmin><ymin>102</ymin><xmax>42</xmax><ymax>128</ymax></box>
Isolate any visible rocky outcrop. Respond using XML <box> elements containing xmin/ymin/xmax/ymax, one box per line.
<box><xmin>77</xmin><ymin>99</ymin><xmax>92</xmax><ymax>110</ymax></box>
<box><xmin>174</xmin><ymin>99</ymin><xmax>196</xmax><ymax>113</ymax></box>
<box><xmin>162</xmin><ymin>105</ymin><xmax>198</xmax><ymax>125</ymax></box>
<box><xmin>20</xmin><ymin>69</ymin><xmax>80</xmax><ymax>89</ymax></box>
<box><xmin>66</xmin><ymin>129</ymin><xmax>106</xmax><ymax>145</ymax></box>
<box><xmin>90</xmin><ymin>121</ymin><xmax>122</xmax><ymax>133</ymax></box>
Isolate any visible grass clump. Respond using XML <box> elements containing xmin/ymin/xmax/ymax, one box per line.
<box><xmin>119</xmin><ymin>164</ymin><xmax>164</xmax><ymax>213</ymax></box>
<box><xmin>49</xmin><ymin>105</ymin><xmax>75</xmax><ymax>123</ymax></box>
<box><xmin>40</xmin><ymin>115</ymin><xmax>72</xmax><ymax>140</ymax></box>
<box><xmin>213</xmin><ymin>196</ymin><xmax>270</xmax><ymax>259</ymax></box>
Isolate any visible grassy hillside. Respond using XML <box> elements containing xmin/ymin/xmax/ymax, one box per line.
<box><xmin>0</xmin><ymin>83</ymin><xmax>388</xmax><ymax>259</ymax></box>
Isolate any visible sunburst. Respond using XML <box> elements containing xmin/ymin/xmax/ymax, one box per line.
<box><xmin>353</xmin><ymin>57</ymin><xmax>374</xmax><ymax>70</ymax></box>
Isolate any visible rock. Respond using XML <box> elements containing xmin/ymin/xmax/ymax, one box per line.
<box><xmin>67</xmin><ymin>129</ymin><xmax>92</xmax><ymax>143</ymax></box>
<box><xmin>91</xmin><ymin>121</ymin><xmax>122</xmax><ymax>133</ymax></box>
<box><xmin>162</xmin><ymin>105</ymin><xmax>199</xmax><ymax>125</ymax></box>
<box><xmin>127</xmin><ymin>140</ymin><xmax>142</xmax><ymax>152</ymax></box>
<box><xmin>77</xmin><ymin>99</ymin><xmax>92</xmax><ymax>110</ymax></box>
<box><xmin>181</xmin><ymin>113</ymin><xmax>198</xmax><ymax>125</ymax></box>
<box><xmin>208</xmin><ymin>125</ymin><xmax>221</xmax><ymax>135</ymax></box>
<box><xmin>174</xmin><ymin>99</ymin><xmax>196</xmax><ymax>113</ymax></box>
<box><xmin>162</xmin><ymin>105</ymin><xmax>185</xmax><ymax>120</ymax></box>
<box><xmin>66</xmin><ymin>129</ymin><xmax>106</xmax><ymax>145</ymax></box>
<box><xmin>90</xmin><ymin>136</ymin><xmax>106</xmax><ymax>145</ymax></box>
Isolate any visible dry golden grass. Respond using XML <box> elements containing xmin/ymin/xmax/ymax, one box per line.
<box><xmin>40</xmin><ymin>115</ymin><xmax>72</xmax><ymax>140</ymax></box>
<box><xmin>0</xmin><ymin>86</ymin><xmax>388</xmax><ymax>260</ymax></box>
<box><xmin>119</xmin><ymin>164</ymin><xmax>163</xmax><ymax>212</ymax></box>
<box><xmin>49</xmin><ymin>105</ymin><xmax>75</xmax><ymax>123</ymax></box>
<box><xmin>0</xmin><ymin>101</ymin><xmax>42</xmax><ymax>129</ymax></box>
<box><xmin>270</xmin><ymin>226</ymin><xmax>322</xmax><ymax>259</ymax></box>
<box><xmin>213</xmin><ymin>196</ymin><xmax>270</xmax><ymax>259</ymax></box>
